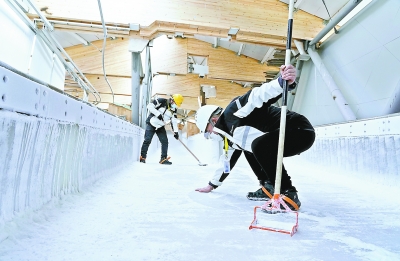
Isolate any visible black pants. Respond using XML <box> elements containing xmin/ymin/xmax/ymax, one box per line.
<box><xmin>140</xmin><ymin>124</ymin><xmax>169</xmax><ymax>159</ymax></box>
<box><xmin>249</xmin><ymin>128</ymin><xmax>315</xmax><ymax>191</ymax></box>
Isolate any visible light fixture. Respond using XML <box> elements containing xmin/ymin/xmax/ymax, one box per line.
<box><xmin>175</xmin><ymin>32</ymin><xmax>185</xmax><ymax>38</ymax></box>
<box><xmin>228</xmin><ymin>28</ymin><xmax>240</xmax><ymax>35</ymax></box>
<box><xmin>129</xmin><ymin>23</ymin><xmax>140</xmax><ymax>31</ymax></box>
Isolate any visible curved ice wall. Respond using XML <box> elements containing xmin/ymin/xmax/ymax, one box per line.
<box><xmin>0</xmin><ymin>62</ymin><xmax>143</xmax><ymax>226</ymax></box>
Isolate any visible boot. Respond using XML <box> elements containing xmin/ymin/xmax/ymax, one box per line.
<box><xmin>282</xmin><ymin>188</ymin><xmax>301</xmax><ymax>211</ymax></box>
<box><xmin>159</xmin><ymin>156</ymin><xmax>172</xmax><ymax>165</ymax></box>
<box><xmin>139</xmin><ymin>156</ymin><xmax>146</xmax><ymax>163</ymax></box>
<box><xmin>261</xmin><ymin>188</ymin><xmax>301</xmax><ymax>212</ymax></box>
<box><xmin>247</xmin><ymin>180</ymin><xmax>274</xmax><ymax>201</ymax></box>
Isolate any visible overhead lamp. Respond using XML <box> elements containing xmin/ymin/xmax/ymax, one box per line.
<box><xmin>228</xmin><ymin>28</ymin><xmax>240</xmax><ymax>35</ymax></box>
<box><xmin>175</xmin><ymin>32</ymin><xmax>185</xmax><ymax>38</ymax></box>
<box><xmin>129</xmin><ymin>23</ymin><xmax>140</xmax><ymax>31</ymax></box>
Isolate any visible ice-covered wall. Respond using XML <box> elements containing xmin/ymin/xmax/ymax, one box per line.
<box><xmin>297</xmin><ymin>113</ymin><xmax>400</xmax><ymax>187</ymax></box>
<box><xmin>0</xmin><ymin>62</ymin><xmax>143</xmax><ymax>226</ymax></box>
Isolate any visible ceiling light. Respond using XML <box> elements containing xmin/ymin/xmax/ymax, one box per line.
<box><xmin>228</xmin><ymin>28</ymin><xmax>239</xmax><ymax>35</ymax></box>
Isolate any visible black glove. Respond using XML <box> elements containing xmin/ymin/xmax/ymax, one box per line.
<box><xmin>157</xmin><ymin>114</ymin><xmax>164</xmax><ymax>121</ymax></box>
<box><xmin>174</xmin><ymin>132</ymin><xmax>179</xmax><ymax>140</ymax></box>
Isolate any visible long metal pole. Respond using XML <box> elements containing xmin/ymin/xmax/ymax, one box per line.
<box><xmin>273</xmin><ymin>0</ymin><xmax>295</xmax><ymax>197</ymax></box>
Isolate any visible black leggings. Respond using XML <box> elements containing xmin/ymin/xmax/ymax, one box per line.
<box><xmin>250</xmin><ymin>128</ymin><xmax>315</xmax><ymax>191</ymax></box>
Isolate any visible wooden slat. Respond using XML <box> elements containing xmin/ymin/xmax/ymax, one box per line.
<box><xmin>33</xmin><ymin>0</ymin><xmax>324</xmax><ymax>45</ymax></box>
<box><xmin>108</xmin><ymin>103</ymin><xmax>132</xmax><ymax>122</ymax></box>
<box><xmin>65</xmin><ymin>35</ymin><xmax>277</xmax><ymax>110</ymax></box>
<box><xmin>66</xmin><ymin>38</ymin><xmax>131</xmax><ymax>76</ymax></box>
<box><xmin>187</xmin><ymin>38</ymin><xmax>271</xmax><ymax>82</ymax></box>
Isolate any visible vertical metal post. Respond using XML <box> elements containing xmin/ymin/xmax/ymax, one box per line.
<box><xmin>140</xmin><ymin>45</ymin><xmax>153</xmax><ymax>128</ymax></box>
<box><xmin>131</xmin><ymin>52</ymin><xmax>141</xmax><ymax>125</ymax></box>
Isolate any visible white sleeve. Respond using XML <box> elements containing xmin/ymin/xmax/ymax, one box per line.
<box><xmin>233</xmin><ymin>78</ymin><xmax>282</xmax><ymax>118</ymax></box>
<box><xmin>147</xmin><ymin>102</ymin><xmax>160</xmax><ymax>116</ymax></box>
<box><xmin>209</xmin><ymin>148</ymin><xmax>236</xmax><ymax>186</ymax></box>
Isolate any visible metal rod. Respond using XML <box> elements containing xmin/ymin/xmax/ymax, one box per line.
<box><xmin>25</xmin><ymin>0</ymin><xmax>54</xmax><ymax>31</ymax></box>
<box><xmin>307</xmin><ymin>46</ymin><xmax>357</xmax><ymax>121</ymax></box>
<box><xmin>178</xmin><ymin>138</ymin><xmax>201</xmax><ymax>162</ymax></box>
<box><xmin>97</xmin><ymin>0</ymin><xmax>115</xmax><ymax>104</ymax></box>
<box><xmin>309</xmin><ymin>0</ymin><xmax>364</xmax><ymax>46</ymax></box>
<box><xmin>33</xmin><ymin>19</ymin><xmax>130</xmax><ymax>32</ymax></box>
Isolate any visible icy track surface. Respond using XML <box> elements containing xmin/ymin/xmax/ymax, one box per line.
<box><xmin>0</xmin><ymin>135</ymin><xmax>400</xmax><ymax>261</ymax></box>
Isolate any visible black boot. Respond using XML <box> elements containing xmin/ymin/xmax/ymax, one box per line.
<box><xmin>159</xmin><ymin>156</ymin><xmax>172</xmax><ymax>165</ymax></box>
<box><xmin>247</xmin><ymin>180</ymin><xmax>274</xmax><ymax>201</ymax></box>
<box><xmin>140</xmin><ymin>156</ymin><xmax>146</xmax><ymax>163</ymax></box>
<box><xmin>282</xmin><ymin>188</ymin><xmax>301</xmax><ymax>211</ymax></box>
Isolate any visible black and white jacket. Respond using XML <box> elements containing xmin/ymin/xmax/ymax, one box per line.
<box><xmin>208</xmin><ymin>77</ymin><xmax>314</xmax><ymax>188</ymax></box>
<box><xmin>146</xmin><ymin>98</ymin><xmax>179</xmax><ymax>132</ymax></box>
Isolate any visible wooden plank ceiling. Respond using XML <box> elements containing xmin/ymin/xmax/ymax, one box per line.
<box><xmin>30</xmin><ymin>0</ymin><xmax>326</xmax><ymax>115</ymax></box>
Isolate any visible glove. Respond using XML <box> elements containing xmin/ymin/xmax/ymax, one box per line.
<box><xmin>174</xmin><ymin>132</ymin><xmax>179</xmax><ymax>140</ymax></box>
<box><xmin>157</xmin><ymin>114</ymin><xmax>164</xmax><ymax>121</ymax></box>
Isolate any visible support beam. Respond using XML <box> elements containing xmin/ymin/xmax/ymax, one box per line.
<box><xmin>309</xmin><ymin>0</ymin><xmax>364</xmax><ymax>47</ymax></box>
<box><xmin>308</xmin><ymin>46</ymin><xmax>357</xmax><ymax>121</ymax></box>
<box><xmin>260</xmin><ymin>47</ymin><xmax>275</xmax><ymax>64</ymax></box>
<box><xmin>212</xmin><ymin>37</ymin><xmax>219</xmax><ymax>48</ymax></box>
<box><xmin>294</xmin><ymin>40</ymin><xmax>310</xmax><ymax>61</ymax></box>
<box><xmin>237</xmin><ymin>44</ymin><xmax>244</xmax><ymax>56</ymax></box>
<box><xmin>140</xmin><ymin>45</ymin><xmax>153</xmax><ymax>128</ymax></box>
<box><xmin>131</xmin><ymin>52</ymin><xmax>141</xmax><ymax>125</ymax></box>
<box><xmin>294</xmin><ymin>0</ymin><xmax>305</xmax><ymax>9</ymax></box>
<box><xmin>71</xmin><ymin>33</ymin><xmax>90</xmax><ymax>46</ymax></box>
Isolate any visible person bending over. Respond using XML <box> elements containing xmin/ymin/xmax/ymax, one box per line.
<box><xmin>194</xmin><ymin>65</ymin><xmax>315</xmax><ymax>210</ymax></box>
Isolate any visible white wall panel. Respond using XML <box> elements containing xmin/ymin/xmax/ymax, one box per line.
<box><xmin>295</xmin><ymin>0</ymin><xmax>400</xmax><ymax>125</ymax></box>
<box><xmin>0</xmin><ymin>1</ymin><xmax>33</xmax><ymax>73</ymax></box>
<box><xmin>385</xmin><ymin>36</ymin><xmax>400</xmax><ymax>61</ymax></box>
<box><xmin>322</xmin><ymin>20</ymin><xmax>381</xmax><ymax>69</ymax></box>
<box><xmin>49</xmin><ymin>56</ymin><xmax>65</xmax><ymax>90</ymax></box>
<box><xmin>333</xmin><ymin>48</ymin><xmax>380</xmax><ymax>103</ymax></box>
<box><xmin>0</xmin><ymin>1</ymin><xmax>65</xmax><ymax>90</ymax></box>
<box><xmin>30</xmin><ymin>39</ymin><xmax>56</xmax><ymax>82</ymax></box>
<box><xmin>293</xmin><ymin>62</ymin><xmax>345</xmax><ymax>126</ymax></box>
<box><xmin>363</xmin><ymin>47</ymin><xmax>400</xmax><ymax>98</ymax></box>
<box><xmin>358</xmin><ymin>0</ymin><xmax>400</xmax><ymax>45</ymax></box>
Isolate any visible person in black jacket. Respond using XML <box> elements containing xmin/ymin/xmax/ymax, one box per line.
<box><xmin>140</xmin><ymin>94</ymin><xmax>184</xmax><ymax>165</ymax></box>
<box><xmin>194</xmin><ymin>65</ymin><xmax>315</xmax><ymax>210</ymax></box>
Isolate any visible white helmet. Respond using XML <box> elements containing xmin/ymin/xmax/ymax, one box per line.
<box><xmin>195</xmin><ymin>105</ymin><xmax>222</xmax><ymax>133</ymax></box>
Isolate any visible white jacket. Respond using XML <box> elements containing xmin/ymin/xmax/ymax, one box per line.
<box><xmin>147</xmin><ymin>102</ymin><xmax>179</xmax><ymax>132</ymax></box>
